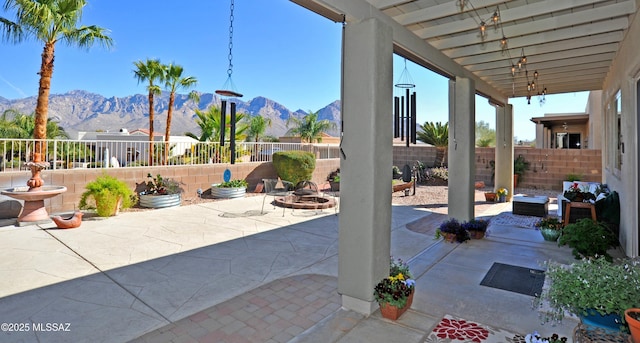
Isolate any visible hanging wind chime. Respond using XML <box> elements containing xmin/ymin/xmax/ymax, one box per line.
<box><xmin>215</xmin><ymin>0</ymin><xmax>242</xmax><ymax>164</ymax></box>
<box><xmin>394</xmin><ymin>59</ymin><xmax>417</xmax><ymax>147</ymax></box>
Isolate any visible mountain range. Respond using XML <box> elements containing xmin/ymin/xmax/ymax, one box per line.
<box><xmin>0</xmin><ymin>90</ymin><xmax>342</xmax><ymax>139</ymax></box>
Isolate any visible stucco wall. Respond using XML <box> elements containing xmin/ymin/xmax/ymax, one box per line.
<box><xmin>600</xmin><ymin>2</ymin><xmax>640</xmax><ymax>257</ymax></box>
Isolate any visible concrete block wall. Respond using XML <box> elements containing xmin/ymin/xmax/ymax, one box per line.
<box><xmin>0</xmin><ymin>159</ymin><xmax>340</xmax><ymax>216</ymax></box>
<box><xmin>393</xmin><ymin>146</ymin><xmax>602</xmax><ymax>190</ymax></box>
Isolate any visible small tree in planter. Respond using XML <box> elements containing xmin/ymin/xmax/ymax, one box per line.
<box><xmin>79</xmin><ymin>174</ymin><xmax>135</xmax><ymax>217</ymax></box>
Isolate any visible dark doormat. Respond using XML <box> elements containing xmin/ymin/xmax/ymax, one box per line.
<box><xmin>480</xmin><ymin>262</ymin><xmax>545</xmax><ymax>296</ymax></box>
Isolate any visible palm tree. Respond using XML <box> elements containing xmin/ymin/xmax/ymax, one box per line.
<box><xmin>417</xmin><ymin>121</ymin><xmax>449</xmax><ymax>167</ymax></box>
<box><xmin>0</xmin><ymin>0</ymin><xmax>112</xmax><ymax>163</ymax></box>
<box><xmin>185</xmin><ymin>106</ymin><xmax>248</xmax><ymax>163</ymax></box>
<box><xmin>162</xmin><ymin>62</ymin><xmax>198</xmax><ymax>164</ymax></box>
<box><xmin>185</xmin><ymin>106</ymin><xmax>248</xmax><ymax>142</ymax></box>
<box><xmin>133</xmin><ymin>58</ymin><xmax>164</xmax><ymax>165</ymax></box>
<box><xmin>0</xmin><ymin>109</ymin><xmax>69</xmax><ymax>162</ymax></box>
<box><xmin>247</xmin><ymin>115</ymin><xmax>272</xmax><ymax>142</ymax></box>
<box><xmin>286</xmin><ymin>110</ymin><xmax>336</xmax><ymax>143</ymax></box>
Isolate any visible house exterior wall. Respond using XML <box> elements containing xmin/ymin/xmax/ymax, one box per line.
<box><xmin>601</xmin><ymin>4</ymin><xmax>640</xmax><ymax>257</ymax></box>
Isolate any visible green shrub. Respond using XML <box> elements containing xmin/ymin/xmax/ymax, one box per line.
<box><xmin>272</xmin><ymin>151</ymin><xmax>315</xmax><ymax>185</ymax></box>
<box><xmin>565</xmin><ymin>173</ymin><xmax>582</xmax><ymax>181</ymax></box>
<box><xmin>79</xmin><ymin>174</ymin><xmax>135</xmax><ymax>217</ymax></box>
<box><xmin>559</xmin><ymin>218</ymin><xmax>619</xmax><ymax>260</ymax></box>
<box><xmin>217</xmin><ymin>179</ymin><xmax>248</xmax><ymax>188</ymax></box>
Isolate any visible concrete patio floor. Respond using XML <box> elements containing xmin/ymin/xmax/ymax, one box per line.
<box><xmin>0</xmin><ymin>194</ymin><xmax>599</xmax><ymax>342</ymax></box>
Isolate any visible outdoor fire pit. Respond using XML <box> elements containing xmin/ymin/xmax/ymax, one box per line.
<box><xmin>293</xmin><ymin>180</ymin><xmax>318</xmax><ymax>196</ymax></box>
<box><xmin>275</xmin><ymin>181</ymin><xmax>336</xmax><ymax>210</ymax></box>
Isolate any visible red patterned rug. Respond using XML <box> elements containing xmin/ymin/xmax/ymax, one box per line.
<box><xmin>425</xmin><ymin>315</ymin><xmax>526</xmax><ymax>343</ymax></box>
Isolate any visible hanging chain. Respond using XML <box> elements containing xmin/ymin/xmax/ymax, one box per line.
<box><xmin>227</xmin><ymin>0</ymin><xmax>235</xmax><ymax>78</ymax></box>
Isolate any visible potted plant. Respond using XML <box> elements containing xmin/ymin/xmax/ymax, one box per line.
<box><xmin>625</xmin><ymin>308</ymin><xmax>640</xmax><ymax>342</ymax></box>
<box><xmin>392</xmin><ymin>165</ymin><xmax>402</xmax><ymax>179</ymax></box>
<box><xmin>138</xmin><ymin>173</ymin><xmax>183</xmax><ymax>208</ymax></box>
<box><xmin>563</xmin><ymin>182</ymin><xmax>596</xmax><ymax>203</ymax></box>
<box><xmin>558</xmin><ymin>218</ymin><xmax>619</xmax><ymax>260</ymax></box>
<box><xmin>327</xmin><ymin>168</ymin><xmax>340</xmax><ymax>191</ymax></box>
<box><xmin>536</xmin><ymin>257</ymin><xmax>640</xmax><ymax>332</ymax></box>
<box><xmin>462</xmin><ymin>218</ymin><xmax>489</xmax><ymax>239</ymax></box>
<box><xmin>484</xmin><ymin>192</ymin><xmax>497</xmax><ymax>202</ymax></box>
<box><xmin>435</xmin><ymin>218</ymin><xmax>469</xmax><ymax>243</ymax></box>
<box><xmin>496</xmin><ymin>187</ymin><xmax>508</xmax><ymax>202</ymax></box>
<box><xmin>373</xmin><ymin>257</ymin><xmax>415</xmax><ymax>320</ymax></box>
<box><xmin>534</xmin><ymin>217</ymin><xmax>563</xmax><ymax>241</ymax></box>
<box><xmin>211</xmin><ymin>179</ymin><xmax>248</xmax><ymax>199</ymax></box>
<box><xmin>79</xmin><ymin>174</ymin><xmax>135</xmax><ymax>217</ymax></box>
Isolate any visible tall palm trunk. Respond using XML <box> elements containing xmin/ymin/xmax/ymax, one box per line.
<box><xmin>148</xmin><ymin>92</ymin><xmax>155</xmax><ymax>166</ymax></box>
<box><xmin>435</xmin><ymin>146</ymin><xmax>448</xmax><ymax>167</ymax></box>
<box><xmin>34</xmin><ymin>42</ymin><xmax>55</xmax><ymax>162</ymax></box>
<box><xmin>164</xmin><ymin>92</ymin><xmax>175</xmax><ymax>165</ymax></box>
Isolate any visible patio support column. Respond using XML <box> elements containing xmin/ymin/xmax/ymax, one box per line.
<box><xmin>535</xmin><ymin>123</ymin><xmax>544</xmax><ymax>148</ymax></box>
<box><xmin>338</xmin><ymin>17</ymin><xmax>393</xmax><ymax>315</ymax></box>
<box><xmin>447</xmin><ymin>77</ymin><xmax>475</xmax><ymax>221</ymax></box>
<box><xmin>495</xmin><ymin>104</ymin><xmax>514</xmax><ymax>197</ymax></box>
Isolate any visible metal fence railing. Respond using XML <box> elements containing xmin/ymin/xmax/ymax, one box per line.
<box><xmin>0</xmin><ymin>139</ymin><xmax>340</xmax><ymax>171</ymax></box>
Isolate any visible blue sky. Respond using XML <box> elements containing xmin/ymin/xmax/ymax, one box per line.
<box><xmin>0</xmin><ymin>0</ymin><xmax>589</xmax><ymax>140</ymax></box>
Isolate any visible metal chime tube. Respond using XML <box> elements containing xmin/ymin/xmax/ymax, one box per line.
<box><xmin>394</xmin><ymin>96</ymin><xmax>400</xmax><ymax>138</ymax></box>
<box><xmin>230</xmin><ymin>102</ymin><xmax>236</xmax><ymax>164</ymax></box>
<box><xmin>400</xmin><ymin>95</ymin><xmax>405</xmax><ymax>141</ymax></box>
<box><xmin>220</xmin><ymin>100</ymin><xmax>227</xmax><ymax>147</ymax></box>
<box><xmin>411</xmin><ymin>92</ymin><xmax>417</xmax><ymax>144</ymax></box>
<box><xmin>405</xmin><ymin>89</ymin><xmax>410</xmax><ymax>147</ymax></box>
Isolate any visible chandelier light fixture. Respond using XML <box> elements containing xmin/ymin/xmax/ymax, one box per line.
<box><xmin>458</xmin><ymin>1</ymin><xmax>548</xmax><ymax>105</ymax></box>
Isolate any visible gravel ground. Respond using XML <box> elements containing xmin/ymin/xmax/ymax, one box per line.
<box><xmin>169</xmin><ymin>184</ymin><xmax>560</xmax><ymax>210</ymax></box>
<box><xmin>390</xmin><ymin>184</ymin><xmax>559</xmax><ymax>206</ymax></box>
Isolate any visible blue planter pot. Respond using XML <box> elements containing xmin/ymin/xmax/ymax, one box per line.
<box><xmin>580</xmin><ymin>309</ymin><xmax>623</xmax><ymax>331</ymax></box>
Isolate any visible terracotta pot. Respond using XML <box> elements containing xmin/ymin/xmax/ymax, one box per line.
<box><xmin>469</xmin><ymin>230</ymin><xmax>485</xmax><ymax>239</ymax></box>
<box><xmin>379</xmin><ymin>291</ymin><xmax>414</xmax><ymax>320</ymax></box>
<box><xmin>442</xmin><ymin>232</ymin><xmax>457</xmax><ymax>243</ymax></box>
<box><xmin>484</xmin><ymin>192</ymin><xmax>497</xmax><ymax>202</ymax></box>
<box><xmin>625</xmin><ymin>308</ymin><xmax>640</xmax><ymax>343</ymax></box>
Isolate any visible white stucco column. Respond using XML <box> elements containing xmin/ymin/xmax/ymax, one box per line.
<box><xmin>535</xmin><ymin>123</ymin><xmax>544</xmax><ymax>148</ymax></box>
<box><xmin>447</xmin><ymin>78</ymin><xmax>475</xmax><ymax>221</ymax></box>
<box><xmin>495</xmin><ymin>104</ymin><xmax>514</xmax><ymax>197</ymax></box>
<box><xmin>338</xmin><ymin>17</ymin><xmax>393</xmax><ymax>315</ymax></box>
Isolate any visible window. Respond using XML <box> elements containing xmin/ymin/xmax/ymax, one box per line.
<box><xmin>606</xmin><ymin>90</ymin><xmax>622</xmax><ymax>172</ymax></box>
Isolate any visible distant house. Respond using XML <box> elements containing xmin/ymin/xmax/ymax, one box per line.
<box><xmin>530</xmin><ymin>91</ymin><xmax>602</xmax><ymax>149</ymax></box>
<box><xmin>75</xmin><ymin>128</ymin><xmax>197</xmax><ymax>166</ymax></box>
<box><xmin>278</xmin><ymin>132</ymin><xmax>340</xmax><ymax>144</ymax></box>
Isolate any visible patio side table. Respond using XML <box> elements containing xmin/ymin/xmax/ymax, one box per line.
<box><xmin>564</xmin><ymin>201</ymin><xmax>596</xmax><ymax>226</ymax></box>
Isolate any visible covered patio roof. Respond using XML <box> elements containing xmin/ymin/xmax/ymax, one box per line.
<box><xmin>292</xmin><ymin>0</ymin><xmax>638</xmax><ymax>100</ymax></box>
<box><xmin>530</xmin><ymin>114</ymin><xmax>589</xmax><ymax>126</ymax></box>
